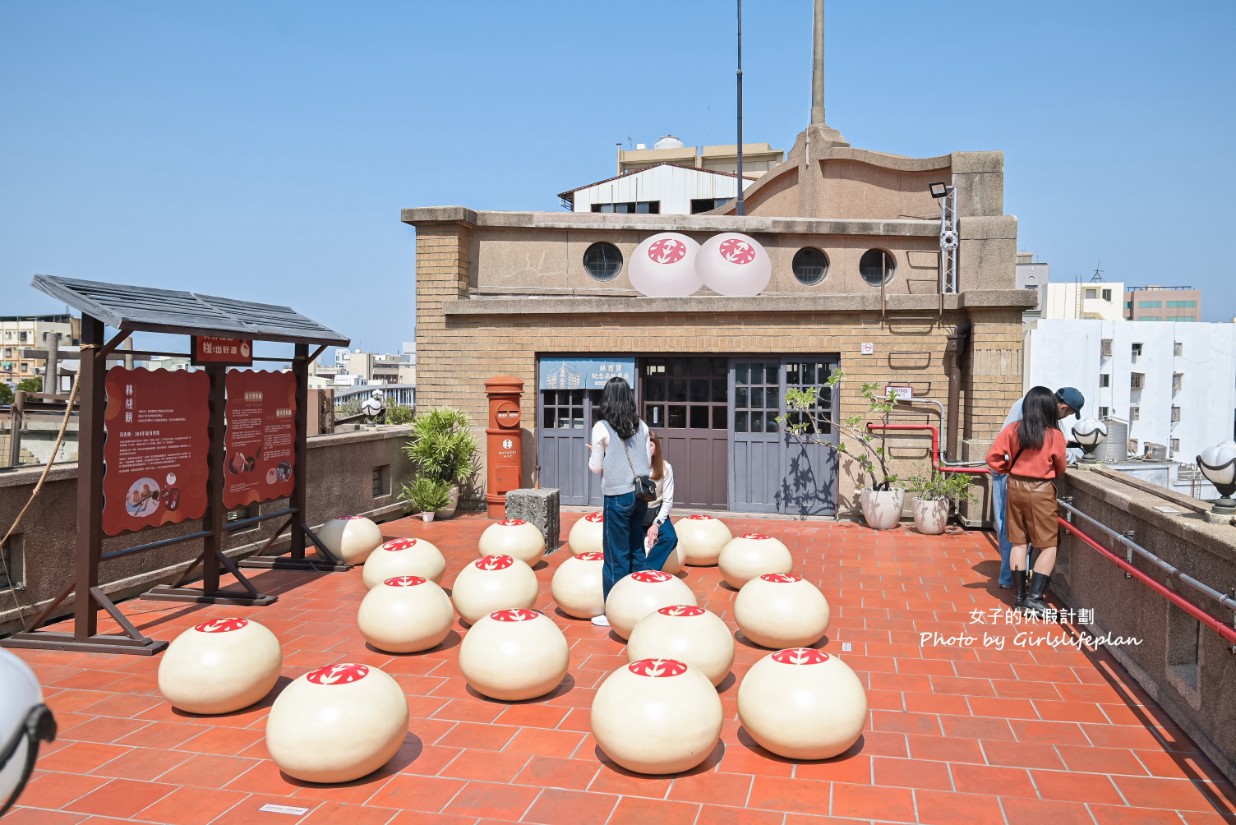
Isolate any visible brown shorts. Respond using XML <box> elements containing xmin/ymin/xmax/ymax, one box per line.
<box><xmin>1006</xmin><ymin>476</ymin><xmax>1059</xmax><ymax>549</ymax></box>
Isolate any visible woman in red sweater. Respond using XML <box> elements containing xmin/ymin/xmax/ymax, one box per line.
<box><xmin>986</xmin><ymin>386</ymin><xmax>1067</xmax><ymax>617</ymax></box>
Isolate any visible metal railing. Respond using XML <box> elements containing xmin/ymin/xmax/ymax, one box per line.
<box><xmin>1056</xmin><ymin>499</ymin><xmax>1236</xmax><ymax>651</ymax></box>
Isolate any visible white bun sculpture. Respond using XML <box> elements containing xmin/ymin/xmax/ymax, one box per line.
<box><xmin>591</xmin><ymin>658</ymin><xmax>722</xmax><ymax>774</ymax></box>
<box><xmin>628</xmin><ymin>233</ymin><xmax>703</xmax><ymax>298</ymax></box>
<box><xmin>478</xmin><ymin>518</ymin><xmax>546</xmax><ymax>567</ymax></box>
<box><xmin>458</xmin><ymin>608</ymin><xmax>569</xmax><ymax>701</ymax></box>
<box><xmin>362</xmin><ymin>537</ymin><xmax>446</xmax><ymax>589</ymax></box>
<box><xmin>735</xmin><ymin>573</ymin><xmax>831</xmax><ymax>649</ymax></box>
<box><xmin>567</xmin><ymin>511</ymin><xmax>604</xmax><ymax>555</ymax></box>
<box><xmin>451</xmin><ymin>554</ymin><xmax>539</xmax><ymax>625</ymax></box>
<box><xmin>675</xmin><ymin>514</ymin><xmax>732</xmax><ymax>566</ymax></box>
<box><xmin>317</xmin><ymin>516</ymin><xmax>383</xmax><ymax>565</ymax></box>
<box><xmin>604</xmin><ymin>570</ymin><xmax>697</xmax><ymax>640</ymax></box>
<box><xmin>358</xmin><ymin>576</ymin><xmax>455</xmax><ymax>653</ymax></box>
<box><xmin>738</xmin><ymin>648</ymin><xmax>867</xmax><ymax>760</ymax></box>
<box><xmin>696</xmin><ymin>233</ymin><xmax>772</xmax><ymax>297</ymax></box>
<box><xmin>718</xmin><ymin>532</ymin><xmax>793</xmax><ymax>589</ymax></box>
<box><xmin>550</xmin><ymin>551</ymin><xmax>605</xmax><ymax>619</ymax></box>
<box><xmin>157</xmin><ymin>618</ymin><xmax>282</xmax><ymax>715</ymax></box>
<box><xmin>265</xmin><ymin>663</ymin><xmax>408</xmax><ymax>783</ymax></box>
<box><xmin>626</xmin><ymin>606</ymin><xmax>734</xmax><ymax>687</ymax></box>
<box><xmin>651</xmin><ymin>537</ymin><xmax>688</xmax><ymax>576</ymax></box>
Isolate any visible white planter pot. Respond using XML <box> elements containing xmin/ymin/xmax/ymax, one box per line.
<box><xmin>436</xmin><ymin>486</ymin><xmax>460</xmax><ymax>520</ymax></box>
<box><xmin>859</xmin><ymin>489</ymin><xmax>904</xmax><ymax>531</ymax></box>
<box><xmin>913</xmin><ymin>498</ymin><xmax>950</xmax><ymax>535</ymax></box>
<box><xmin>421</xmin><ymin>511</ymin><xmax>435</xmax><ymax>523</ymax></box>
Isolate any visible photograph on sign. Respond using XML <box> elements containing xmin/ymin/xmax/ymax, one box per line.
<box><xmin>102</xmin><ymin>368</ymin><xmax>210</xmax><ymax>536</ymax></box>
<box><xmin>224</xmin><ymin>370</ymin><xmax>297</xmax><ymax>508</ymax></box>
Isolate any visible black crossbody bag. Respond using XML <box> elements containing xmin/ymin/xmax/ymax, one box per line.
<box><xmin>619</xmin><ymin>424</ymin><xmax>657</xmax><ymax>502</ymax></box>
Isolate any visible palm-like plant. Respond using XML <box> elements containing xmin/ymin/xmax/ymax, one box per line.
<box><xmin>402</xmin><ymin>407</ymin><xmax>479</xmax><ymax>488</ymax></box>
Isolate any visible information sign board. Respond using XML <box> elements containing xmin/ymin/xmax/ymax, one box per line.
<box><xmin>223</xmin><ymin>370</ymin><xmax>297</xmax><ymax>508</ymax></box>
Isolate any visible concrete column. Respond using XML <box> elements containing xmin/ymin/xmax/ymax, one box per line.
<box><xmin>811</xmin><ymin>0</ymin><xmax>825</xmax><ymax>124</ymax></box>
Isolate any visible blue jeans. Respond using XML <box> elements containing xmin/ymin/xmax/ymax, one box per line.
<box><xmin>642</xmin><ymin>517</ymin><xmax>679</xmax><ymax>572</ymax></box>
<box><xmin>992</xmin><ymin>471</ymin><xmax>1012</xmax><ymax>587</ymax></box>
<box><xmin>602</xmin><ymin>491</ymin><xmax>649</xmax><ymax>601</ymax></box>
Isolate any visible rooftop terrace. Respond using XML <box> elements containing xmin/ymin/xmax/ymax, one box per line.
<box><xmin>5</xmin><ymin>512</ymin><xmax>1235</xmax><ymax>824</ymax></box>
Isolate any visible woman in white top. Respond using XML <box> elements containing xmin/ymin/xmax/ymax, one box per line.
<box><xmin>586</xmin><ymin>377</ymin><xmax>652</xmax><ymax>626</ymax></box>
<box><xmin>642</xmin><ymin>430</ymin><xmax>679</xmax><ymax>571</ymax></box>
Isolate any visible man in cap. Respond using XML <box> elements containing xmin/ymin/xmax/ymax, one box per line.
<box><xmin>991</xmin><ymin>387</ymin><xmax>1085</xmax><ymax>589</ymax></box>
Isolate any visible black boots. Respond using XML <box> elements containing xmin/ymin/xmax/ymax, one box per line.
<box><xmin>1022</xmin><ymin>571</ymin><xmax>1052</xmax><ymax>618</ymax></box>
<box><xmin>1012</xmin><ymin>568</ymin><xmax>1026</xmax><ymax>610</ymax></box>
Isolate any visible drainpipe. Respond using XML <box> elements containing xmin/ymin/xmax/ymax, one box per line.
<box><xmin>943</xmin><ymin>322</ymin><xmax>971</xmax><ymax>462</ymax></box>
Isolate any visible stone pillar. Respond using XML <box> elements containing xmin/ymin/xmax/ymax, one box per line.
<box><xmin>505</xmin><ymin>488</ymin><xmax>560</xmax><ymax>552</ymax></box>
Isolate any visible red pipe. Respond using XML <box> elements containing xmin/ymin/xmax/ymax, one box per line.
<box><xmin>866</xmin><ymin>422</ymin><xmax>989</xmax><ymax>475</ymax></box>
<box><xmin>1057</xmin><ymin>517</ymin><xmax>1236</xmax><ymax>646</ymax></box>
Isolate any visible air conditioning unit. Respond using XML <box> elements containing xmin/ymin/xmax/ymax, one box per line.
<box><xmin>1144</xmin><ymin>442</ymin><xmax>1168</xmax><ymax>461</ymax></box>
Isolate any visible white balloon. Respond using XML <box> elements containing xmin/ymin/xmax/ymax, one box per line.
<box><xmin>697</xmin><ymin>233</ymin><xmax>771</xmax><ymax>297</ymax></box>
<box><xmin>629</xmin><ymin>233</ymin><xmax>703</xmax><ymax>297</ymax></box>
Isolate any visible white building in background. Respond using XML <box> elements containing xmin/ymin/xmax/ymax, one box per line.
<box><xmin>558</xmin><ymin>135</ymin><xmax>785</xmax><ymax>215</ymax></box>
<box><xmin>1024</xmin><ymin>319</ymin><xmax>1236</xmax><ymax>462</ymax></box>
<box><xmin>1042</xmin><ymin>280</ymin><xmax>1127</xmax><ymax>321</ymax></box>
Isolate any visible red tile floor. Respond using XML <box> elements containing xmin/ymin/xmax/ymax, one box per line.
<box><xmin>5</xmin><ymin>512</ymin><xmax>1236</xmax><ymax>824</ymax></box>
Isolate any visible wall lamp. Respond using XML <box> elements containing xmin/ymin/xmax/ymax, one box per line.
<box><xmin>929</xmin><ymin>182</ymin><xmax>953</xmax><ymax>199</ymax></box>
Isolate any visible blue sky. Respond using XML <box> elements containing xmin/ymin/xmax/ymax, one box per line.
<box><xmin>2</xmin><ymin>1</ymin><xmax>1234</xmax><ymax>355</ymax></box>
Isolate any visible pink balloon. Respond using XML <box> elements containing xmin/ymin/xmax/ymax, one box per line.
<box><xmin>629</xmin><ymin>233</ymin><xmax>703</xmax><ymax>297</ymax></box>
<box><xmin>697</xmin><ymin>233</ymin><xmax>771</xmax><ymax>297</ymax></box>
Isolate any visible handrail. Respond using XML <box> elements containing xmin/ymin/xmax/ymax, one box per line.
<box><xmin>866</xmin><ymin>422</ymin><xmax>989</xmax><ymax>475</ymax></box>
<box><xmin>1055</xmin><ymin>509</ymin><xmax>1236</xmax><ymax>649</ymax></box>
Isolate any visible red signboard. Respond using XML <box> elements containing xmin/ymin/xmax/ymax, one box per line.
<box><xmin>192</xmin><ymin>336</ymin><xmax>253</xmax><ymax>366</ymax></box>
<box><xmin>223</xmin><ymin>370</ymin><xmax>297</xmax><ymax>508</ymax></box>
<box><xmin>102</xmin><ymin>368</ymin><xmax>210</xmax><ymax>536</ymax></box>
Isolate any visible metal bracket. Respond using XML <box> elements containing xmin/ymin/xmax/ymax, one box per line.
<box><xmin>1123</xmin><ymin>530</ymin><xmax>1136</xmax><ymax>578</ymax></box>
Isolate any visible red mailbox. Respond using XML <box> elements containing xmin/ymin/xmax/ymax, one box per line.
<box><xmin>485</xmin><ymin>375</ymin><xmax>524</xmax><ymax>518</ymax></box>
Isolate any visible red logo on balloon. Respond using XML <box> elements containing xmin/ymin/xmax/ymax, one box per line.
<box><xmin>306</xmin><ymin>663</ymin><xmax>370</xmax><ymax>684</ymax></box>
<box><xmin>741</xmin><ymin>533</ymin><xmax>772</xmax><ymax>540</ymax></box>
<box><xmin>382</xmin><ymin>538</ymin><xmax>417</xmax><ymax>552</ymax></box>
<box><xmin>628</xmin><ymin>658</ymin><xmax>689</xmax><ymax>677</ymax></box>
<box><xmin>491</xmin><ymin>608</ymin><xmax>540</xmax><ymax>622</ymax></box>
<box><xmin>685</xmin><ymin>514</ymin><xmax>714</xmax><ymax>520</ymax></box>
<box><xmin>194</xmin><ymin>618</ymin><xmax>248</xmax><ymax>633</ymax></box>
<box><xmin>772</xmin><ymin>648</ymin><xmax>829</xmax><ymax>665</ymax></box>
<box><xmin>584</xmin><ymin>512</ymin><xmax>604</xmax><ymax>523</ymax></box>
<box><xmin>385</xmin><ymin>576</ymin><xmax>427</xmax><ymax>587</ymax></box>
<box><xmin>576</xmin><ymin>552</ymin><xmax>604</xmax><ymax>561</ymax></box>
<box><xmin>497</xmin><ymin>518</ymin><xmax>526</xmax><ymax>526</ymax></box>
<box><xmin>475</xmin><ymin>554</ymin><xmax>515</xmax><ymax>570</ymax></box>
<box><xmin>761</xmin><ymin>573</ymin><xmax>801</xmax><ymax>583</ymax></box>
<box><xmin>658</xmin><ymin>605</ymin><xmax>705</xmax><ymax>617</ymax></box>
<box><xmin>631</xmin><ymin>570</ymin><xmax>672</xmax><ymax>583</ymax></box>
<box><xmin>719</xmin><ymin>237</ymin><xmax>756</xmax><ymax>265</ymax></box>
<box><xmin>647</xmin><ymin>238</ymin><xmax>686</xmax><ymax>265</ymax></box>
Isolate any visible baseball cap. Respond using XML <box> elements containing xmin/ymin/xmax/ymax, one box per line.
<box><xmin>1055</xmin><ymin>387</ymin><xmax>1084</xmax><ymax>416</ymax></box>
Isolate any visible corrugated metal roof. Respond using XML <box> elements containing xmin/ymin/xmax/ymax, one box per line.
<box><xmin>31</xmin><ymin>274</ymin><xmax>350</xmax><ymax>346</ymax></box>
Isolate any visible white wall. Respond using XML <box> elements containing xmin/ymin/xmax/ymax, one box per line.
<box><xmin>1024</xmin><ymin>319</ymin><xmax>1236</xmax><ymax>463</ymax></box>
<box><xmin>571</xmin><ymin>165</ymin><xmax>749</xmax><ymax>215</ymax></box>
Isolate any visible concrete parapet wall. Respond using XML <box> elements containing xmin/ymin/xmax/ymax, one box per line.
<box><xmin>1054</xmin><ymin>466</ymin><xmax>1236</xmax><ymax>785</ymax></box>
<box><xmin>0</xmin><ymin>426</ymin><xmax>415</xmax><ymax>637</ymax></box>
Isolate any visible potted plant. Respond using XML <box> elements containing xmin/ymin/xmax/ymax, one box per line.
<box><xmin>904</xmin><ymin>472</ymin><xmax>976</xmax><ymax>535</ymax></box>
<box><xmin>778</xmin><ymin>369</ymin><xmax>904</xmax><ymax>529</ymax></box>
<box><xmin>402</xmin><ymin>407</ymin><xmax>479</xmax><ymax>519</ymax></box>
<box><xmin>400</xmin><ymin>477</ymin><xmax>452</xmax><ymax>522</ymax></box>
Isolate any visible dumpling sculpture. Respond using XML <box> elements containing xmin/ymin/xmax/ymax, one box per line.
<box><xmin>157</xmin><ymin>618</ymin><xmax>282</xmax><ymax>715</ymax></box>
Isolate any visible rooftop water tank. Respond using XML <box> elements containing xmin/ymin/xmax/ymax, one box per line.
<box><xmin>654</xmin><ymin>135</ymin><xmax>685</xmax><ymax>149</ymax></box>
<box><xmin>1097</xmin><ymin>418</ymin><xmax>1128</xmax><ymax>462</ymax></box>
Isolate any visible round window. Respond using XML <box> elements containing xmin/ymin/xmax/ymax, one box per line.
<box><xmin>583</xmin><ymin>242</ymin><xmax>623</xmax><ymax>281</ymax></box>
<box><xmin>792</xmin><ymin>248</ymin><xmax>829</xmax><ymax>285</ymax></box>
<box><xmin>859</xmin><ymin>249</ymin><xmax>896</xmax><ymax>286</ymax></box>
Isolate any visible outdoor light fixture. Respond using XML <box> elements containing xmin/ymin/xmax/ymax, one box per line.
<box><xmin>932</xmin><ymin>181</ymin><xmax>959</xmax><ymax>293</ymax></box>
<box><xmin>929</xmin><ymin>182</ymin><xmax>952</xmax><ymax>199</ymax></box>
<box><xmin>1197</xmin><ymin>441</ymin><xmax>1236</xmax><ymax>516</ymax></box>
<box><xmin>1072</xmin><ymin>418</ymin><xmax>1108</xmax><ymax>464</ymax></box>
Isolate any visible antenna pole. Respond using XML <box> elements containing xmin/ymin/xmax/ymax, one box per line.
<box><xmin>736</xmin><ymin>0</ymin><xmax>745</xmax><ymax>216</ymax></box>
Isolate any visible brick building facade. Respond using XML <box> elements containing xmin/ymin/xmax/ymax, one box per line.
<box><xmin>403</xmin><ymin>121</ymin><xmax>1032</xmax><ymax>518</ymax></box>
